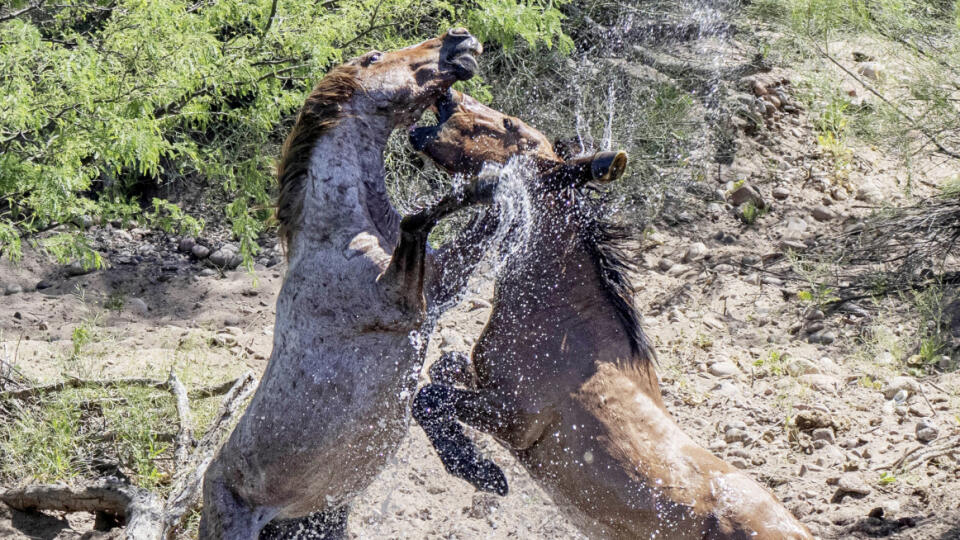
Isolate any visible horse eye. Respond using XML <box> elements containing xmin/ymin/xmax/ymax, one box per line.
<box><xmin>365</xmin><ymin>52</ymin><xmax>383</xmax><ymax>65</ymax></box>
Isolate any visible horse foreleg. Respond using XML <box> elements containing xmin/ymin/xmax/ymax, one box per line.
<box><xmin>412</xmin><ymin>383</ymin><xmax>508</xmax><ymax>495</ymax></box>
<box><xmin>378</xmin><ymin>180</ymin><xmax>496</xmax><ymax>313</ymax></box>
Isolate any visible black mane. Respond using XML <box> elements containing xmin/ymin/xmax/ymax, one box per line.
<box><xmin>576</xmin><ymin>205</ymin><xmax>656</xmax><ymax>364</ymax></box>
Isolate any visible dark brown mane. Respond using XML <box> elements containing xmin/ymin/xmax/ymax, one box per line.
<box><xmin>577</xmin><ymin>207</ymin><xmax>655</xmax><ymax>363</ymax></box>
<box><xmin>276</xmin><ymin>65</ymin><xmax>362</xmax><ymax>255</ymax></box>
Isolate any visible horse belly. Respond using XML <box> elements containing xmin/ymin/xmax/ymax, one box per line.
<box><xmin>221</xmin><ymin>329</ymin><xmax>421</xmax><ymax>519</ymax></box>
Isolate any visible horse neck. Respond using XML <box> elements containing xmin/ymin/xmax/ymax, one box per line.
<box><xmin>290</xmin><ymin>115</ymin><xmax>401</xmax><ymax>259</ymax></box>
<box><xmin>512</xmin><ymin>207</ymin><xmax>661</xmax><ymax>401</ymax></box>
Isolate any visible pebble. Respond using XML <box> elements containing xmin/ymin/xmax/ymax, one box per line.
<box><xmin>199</xmin><ymin>268</ymin><xmax>216</xmax><ymax>277</ymax></box>
<box><xmin>658</xmin><ymin>258</ymin><xmax>676</xmax><ymax>272</ymax></box>
<box><xmin>798</xmin><ymin>374</ymin><xmax>839</xmax><ymax>393</ymax></box>
<box><xmin>708</xmin><ymin>361</ymin><xmax>742</xmax><ymax>379</ymax></box>
<box><xmin>783</xmin><ymin>217</ymin><xmax>808</xmax><ymax>240</ymax></box>
<box><xmin>812</xmin><ymin>428</ymin><xmax>835</xmax><ymax>444</ymax></box>
<box><xmin>66</xmin><ymin>261</ymin><xmax>95</xmax><ymax>276</ymax></box>
<box><xmin>178</xmin><ymin>237</ymin><xmax>196</xmax><ymax>253</ymax></box>
<box><xmin>805</xmin><ymin>309</ymin><xmax>825</xmax><ymax>321</ymax></box>
<box><xmin>728</xmin><ymin>184</ymin><xmax>767</xmax><ymax>208</ymax></box>
<box><xmin>810</xmin><ymin>205</ymin><xmax>836</xmax><ymax>222</ymax></box>
<box><xmin>126</xmin><ymin>297</ymin><xmax>149</xmax><ymax>315</ymax></box>
<box><xmin>883</xmin><ymin>376</ymin><xmax>920</xmax><ymax>400</ymax></box>
<box><xmin>713</xmin><ymin>263</ymin><xmax>735</xmax><ymax>273</ymax></box>
<box><xmin>808</xmin><ymin>330</ymin><xmax>837</xmax><ymax>344</ymax></box>
<box><xmin>209</xmin><ymin>246</ymin><xmax>243</xmax><ymax>270</ymax></box>
<box><xmin>787</xmin><ymin>358</ymin><xmax>822</xmax><ymax>377</ymax></box>
<box><xmin>856</xmin><ymin>184</ymin><xmax>882</xmax><ymax>204</ymax></box>
<box><xmin>682</xmin><ymin>242</ymin><xmax>709</xmax><ymax>263</ymax></box>
<box><xmin>36</xmin><ymin>279</ymin><xmax>53</xmax><ymax>290</ymax></box>
<box><xmin>3</xmin><ymin>283</ymin><xmax>23</xmax><ymax>295</ymax></box>
<box><xmin>916</xmin><ymin>420</ymin><xmax>938</xmax><ymax>443</ymax></box>
<box><xmin>666</xmin><ymin>264</ymin><xmax>691</xmax><ymax>277</ymax></box>
<box><xmin>834</xmin><ymin>474</ymin><xmax>872</xmax><ymax>498</ymax></box>
<box><xmin>772</xmin><ymin>186</ymin><xmax>790</xmax><ymax>200</ymax></box>
<box><xmin>192</xmin><ymin>244</ymin><xmax>211</xmax><ymax>259</ymax></box>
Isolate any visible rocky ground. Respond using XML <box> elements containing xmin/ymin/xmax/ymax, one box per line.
<box><xmin>2</xmin><ymin>54</ymin><xmax>960</xmax><ymax>540</ymax></box>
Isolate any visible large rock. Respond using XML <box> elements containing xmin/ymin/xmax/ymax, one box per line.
<box><xmin>682</xmin><ymin>242</ymin><xmax>709</xmax><ymax>263</ymax></box>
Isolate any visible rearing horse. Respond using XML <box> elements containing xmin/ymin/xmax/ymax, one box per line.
<box><xmin>410</xmin><ymin>91</ymin><xmax>814</xmax><ymax>540</ymax></box>
<box><xmin>200</xmin><ymin>31</ymin><xmax>487</xmax><ymax>539</ymax></box>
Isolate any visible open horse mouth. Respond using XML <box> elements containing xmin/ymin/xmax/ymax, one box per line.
<box><xmin>440</xmin><ymin>28</ymin><xmax>483</xmax><ymax>81</ymax></box>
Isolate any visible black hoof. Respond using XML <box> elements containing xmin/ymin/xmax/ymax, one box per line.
<box><xmin>429</xmin><ymin>352</ymin><xmax>473</xmax><ymax>387</ymax></box>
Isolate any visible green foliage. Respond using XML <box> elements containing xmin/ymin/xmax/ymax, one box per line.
<box><xmin>0</xmin><ymin>0</ymin><xmax>571</xmax><ymax>264</ymax></box>
<box><xmin>467</xmin><ymin>0</ymin><xmax>573</xmax><ymax>53</ymax></box>
<box><xmin>739</xmin><ymin>201</ymin><xmax>767</xmax><ymax>225</ymax></box>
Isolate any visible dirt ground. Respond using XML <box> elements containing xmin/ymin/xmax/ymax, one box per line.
<box><xmin>2</xmin><ymin>70</ymin><xmax>960</xmax><ymax>540</ymax></box>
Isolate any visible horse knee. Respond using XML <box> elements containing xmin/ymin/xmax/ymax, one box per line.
<box><xmin>429</xmin><ymin>352</ymin><xmax>474</xmax><ymax>387</ymax></box>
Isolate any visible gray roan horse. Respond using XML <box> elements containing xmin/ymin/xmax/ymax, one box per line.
<box><xmin>409</xmin><ymin>91</ymin><xmax>814</xmax><ymax>539</ymax></box>
<box><xmin>200</xmin><ymin>30</ymin><xmax>490</xmax><ymax>539</ymax></box>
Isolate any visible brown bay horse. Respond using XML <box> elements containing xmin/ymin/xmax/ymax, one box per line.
<box><xmin>410</xmin><ymin>91</ymin><xmax>814</xmax><ymax>539</ymax></box>
<box><xmin>200</xmin><ymin>31</ymin><xmax>490</xmax><ymax>539</ymax></box>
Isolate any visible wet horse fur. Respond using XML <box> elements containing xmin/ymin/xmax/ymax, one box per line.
<box><xmin>411</xmin><ymin>91</ymin><xmax>814</xmax><ymax>540</ymax></box>
<box><xmin>199</xmin><ymin>30</ymin><xmax>489</xmax><ymax>539</ymax></box>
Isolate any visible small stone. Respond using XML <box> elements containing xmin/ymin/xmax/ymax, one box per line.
<box><xmin>666</xmin><ymin>264</ymin><xmax>691</xmax><ymax>277</ymax></box>
<box><xmin>729</xmin><ymin>184</ymin><xmax>767</xmax><ymax>209</ymax></box>
<box><xmin>658</xmin><ymin>258</ymin><xmax>676</xmax><ymax>272</ymax></box>
<box><xmin>857</xmin><ymin>62</ymin><xmax>884</xmax><ymax>81</ymax></box>
<box><xmin>799</xmin><ymin>374</ymin><xmax>839</xmax><ymax>393</ymax></box>
<box><xmin>66</xmin><ymin>261</ymin><xmax>94</xmax><ymax>276</ymax></box>
<box><xmin>856</xmin><ymin>184</ymin><xmax>882</xmax><ymax>204</ymax></box>
<box><xmin>812</xmin><ymin>428</ymin><xmax>835</xmax><ymax>444</ymax></box>
<box><xmin>713</xmin><ymin>263</ymin><xmax>735</xmax><ymax>273</ymax></box>
<box><xmin>4</xmin><ymin>283</ymin><xmax>23</xmax><ymax>295</ymax></box>
<box><xmin>883</xmin><ymin>376</ymin><xmax>921</xmax><ymax>400</ymax></box>
<box><xmin>209</xmin><ymin>247</ymin><xmax>242</xmax><ymax>270</ymax></box>
<box><xmin>211</xmin><ymin>334</ymin><xmax>237</xmax><ymax>347</ymax></box>
<box><xmin>724</xmin><ymin>428</ymin><xmax>749</xmax><ymax>444</ymax></box>
<box><xmin>772</xmin><ymin>186</ymin><xmax>790</xmax><ymax>200</ymax></box>
<box><xmin>783</xmin><ymin>217</ymin><xmax>808</xmax><ymax>240</ymax></box>
<box><xmin>804</xmin><ymin>321</ymin><xmax>825</xmax><ymax>334</ymax></box>
<box><xmin>787</xmin><ymin>358</ymin><xmax>822</xmax><ymax>377</ymax></box>
<box><xmin>810</xmin><ymin>205</ymin><xmax>836</xmax><ymax>222</ymax></box>
<box><xmin>191</xmin><ymin>244</ymin><xmax>211</xmax><ymax>259</ymax></box>
<box><xmin>916</xmin><ymin>420</ymin><xmax>938</xmax><ymax>443</ymax></box>
<box><xmin>36</xmin><ymin>280</ymin><xmax>53</xmax><ymax>290</ymax></box>
<box><xmin>178</xmin><ymin>237</ymin><xmax>196</xmax><ymax>253</ymax></box>
<box><xmin>682</xmin><ymin>242</ymin><xmax>709</xmax><ymax>263</ymax></box>
<box><xmin>703</xmin><ymin>315</ymin><xmax>725</xmax><ymax>330</ymax></box>
<box><xmin>808</xmin><ymin>330</ymin><xmax>837</xmax><ymax>345</ymax></box>
<box><xmin>709</xmin><ymin>361</ymin><xmax>741</xmax><ymax>379</ymax></box>
<box><xmin>834</xmin><ymin>474</ymin><xmax>872</xmax><ymax>501</ymax></box>
<box><xmin>805</xmin><ymin>309</ymin><xmax>825</xmax><ymax>321</ymax></box>
<box><xmin>761</xmin><ymin>276</ymin><xmax>783</xmax><ymax>286</ymax></box>
<box><xmin>199</xmin><ymin>268</ymin><xmax>216</xmax><ymax>277</ymax></box>
<box><xmin>126</xmin><ymin>297</ymin><xmax>148</xmax><ymax>315</ymax></box>
<box><xmin>708</xmin><ymin>439</ymin><xmax>727</xmax><ymax>452</ymax></box>
<box><xmin>468</xmin><ymin>298</ymin><xmax>492</xmax><ymax>310</ymax></box>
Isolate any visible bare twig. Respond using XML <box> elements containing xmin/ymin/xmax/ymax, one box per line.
<box><xmin>165</xmin><ymin>372</ymin><xmax>193</xmax><ymax>468</ymax></box>
<box><xmin>814</xmin><ymin>44</ymin><xmax>960</xmax><ymax>160</ymax></box>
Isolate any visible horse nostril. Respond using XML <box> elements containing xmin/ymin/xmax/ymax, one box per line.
<box><xmin>447</xmin><ymin>27</ymin><xmax>470</xmax><ymax>38</ymax></box>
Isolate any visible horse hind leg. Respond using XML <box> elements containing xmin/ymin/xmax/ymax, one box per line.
<box><xmin>258</xmin><ymin>506</ymin><xmax>349</xmax><ymax>540</ymax></box>
<box><xmin>412</xmin><ymin>384</ymin><xmax>508</xmax><ymax>496</ymax></box>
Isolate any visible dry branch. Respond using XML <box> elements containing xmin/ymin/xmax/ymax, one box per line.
<box><xmin>0</xmin><ymin>372</ymin><xmax>258</xmax><ymax>540</ymax></box>
<box><xmin>884</xmin><ymin>433</ymin><xmax>960</xmax><ymax>473</ymax></box>
<box><xmin>0</xmin><ymin>374</ymin><xmax>250</xmax><ymax>402</ymax></box>
<box><xmin>166</xmin><ymin>372</ymin><xmax>193</xmax><ymax>468</ymax></box>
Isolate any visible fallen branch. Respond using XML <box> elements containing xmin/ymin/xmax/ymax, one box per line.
<box><xmin>0</xmin><ymin>375</ymin><xmax>250</xmax><ymax>402</ymax></box>
<box><xmin>166</xmin><ymin>372</ymin><xmax>193</xmax><ymax>468</ymax></box>
<box><xmin>0</xmin><ymin>372</ymin><xmax>257</xmax><ymax>540</ymax></box>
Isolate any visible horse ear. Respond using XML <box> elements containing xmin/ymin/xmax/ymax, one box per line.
<box><xmin>590</xmin><ymin>151</ymin><xmax>628</xmax><ymax>183</ymax></box>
